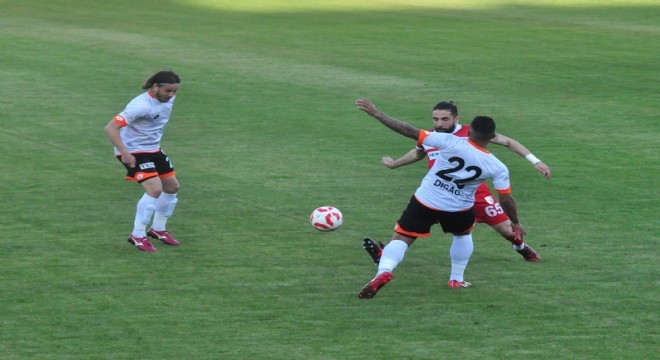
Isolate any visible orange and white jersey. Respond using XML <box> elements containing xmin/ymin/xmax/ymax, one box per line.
<box><xmin>414</xmin><ymin>131</ymin><xmax>511</xmax><ymax>212</ymax></box>
<box><xmin>419</xmin><ymin>124</ymin><xmax>469</xmax><ymax>168</ymax></box>
<box><xmin>112</xmin><ymin>92</ymin><xmax>175</xmax><ymax>155</ymax></box>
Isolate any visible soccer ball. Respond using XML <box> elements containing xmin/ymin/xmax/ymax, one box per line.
<box><xmin>310</xmin><ymin>206</ymin><xmax>343</xmax><ymax>232</ymax></box>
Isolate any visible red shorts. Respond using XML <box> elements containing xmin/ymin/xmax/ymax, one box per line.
<box><xmin>473</xmin><ymin>183</ymin><xmax>509</xmax><ymax>226</ymax></box>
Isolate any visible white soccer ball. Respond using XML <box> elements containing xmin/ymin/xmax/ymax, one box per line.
<box><xmin>310</xmin><ymin>206</ymin><xmax>343</xmax><ymax>232</ymax></box>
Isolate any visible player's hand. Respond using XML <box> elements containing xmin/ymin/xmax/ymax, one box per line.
<box><xmin>535</xmin><ymin>162</ymin><xmax>551</xmax><ymax>180</ymax></box>
<box><xmin>121</xmin><ymin>153</ymin><xmax>136</xmax><ymax>168</ymax></box>
<box><xmin>381</xmin><ymin>156</ymin><xmax>396</xmax><ymax>169</ymax></box>
<box><xmin>512</xmin><ymin>223</ymin><xmax>526</xmax><ymax>242</ymax></box>
<box><xmin>355</xmin><ymin>98</ymin><xmax>380</xmax><ymax>117</ymax></box>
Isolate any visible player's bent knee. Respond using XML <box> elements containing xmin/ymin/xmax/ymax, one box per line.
<box><xmin>161</xmin><ymin>177</ymin><xmax>180</xmax><ymax>194</ymax></box>
<box><xmin>164</xmin><ymin>184</ymin><xmax>180</xmax><ymax>194</ymax></box>
<box><xmin>147</xmin><ymin>189</ymin><xmax>163</xmax><ymax>198</ymax></box>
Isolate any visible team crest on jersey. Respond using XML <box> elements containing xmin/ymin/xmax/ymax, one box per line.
<box><xmin>485</xmin><ymin>196</ymin><xmax>495</xmax><ymax>205</ymax></box>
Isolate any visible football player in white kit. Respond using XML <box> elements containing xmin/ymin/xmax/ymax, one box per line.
<box><xmin>355</xmin><ymin>98</ymin><xmax>525</xmax><ymax>298</ymax></box>
<box><xmin>104</xmin><ymin>70</ymin><xmax>182</xmax><ymax>252</ymax></box>
<box><xmin>364</xmin><ymin>100</ymin><xmax>548</xmax><ymax>263</ymax></box>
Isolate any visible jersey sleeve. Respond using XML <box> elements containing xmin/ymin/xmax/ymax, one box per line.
<box><xmin>417</xmin><ymin>131</ymin><xmax>451</xmax><ymax>149</ymax></box>
<box><xmin>492</xmin><ymin>167</ymin><xmax>511</xmax><ymax>194</ymax></box>
<box><xmin>113</xmin><ymin>114</ymin><xmax>128</xmax><ymax>127</ymax></box>
<box><xmin>117</xmin><ymin>97</ymin><xmax>149</xmax><ymax>126</ymax></box>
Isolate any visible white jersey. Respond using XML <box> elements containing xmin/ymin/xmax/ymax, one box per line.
<box><xmin>419</xmin><ymin>124</ymin><xmax>467</xmax><ymax>167</ymax></box>
<box><xmin>112</xmin><ymin>92</ymin><xmax>175</xmax><ymax>155</ymax></box>
<box><xmin>414</xmin><ymin>131</ymin><xmax>511</xmax><ymax>211</ymax></box>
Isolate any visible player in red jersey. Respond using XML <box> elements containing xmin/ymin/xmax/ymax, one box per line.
<box><xmin>364</xmin><ymin>100</ymin><xmax>549</xmax><ymax>263</ymax></box>
<box><xmin>356</xmin><ymin>98</ymin><xmax>527</xmax><ymax>297</ymax></box>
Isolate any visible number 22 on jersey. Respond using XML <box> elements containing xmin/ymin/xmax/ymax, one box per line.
<box><xmin>435</xmin><ymin>156</ymin><xmax>482</xmax><ymax>189</ymax></box>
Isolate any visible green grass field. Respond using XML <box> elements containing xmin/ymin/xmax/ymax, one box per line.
<box><xmin>1</xmin><ymin>0</ymin><xmax>658</xmax><ymax>358</ymax></box>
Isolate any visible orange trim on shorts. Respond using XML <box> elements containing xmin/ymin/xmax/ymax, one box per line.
<box><xmin>394</xmin><ymin>223</ymin><xmax>430</xmax><ymax>238</ymax></box>
<box><xmin>159</xmin><ymin>171</ymin><xmax>176</xmax><ymax>179</ymax></box>
<box><xmin>496</xmin><ymin>186</ymin><xmax>511</xmax><ymax>194</ymax></box>
<box><xmin>454</xmin><ymin>223</ymin><xmax>475</xmax><ymax>235</ymax></box>
<box><xmin>125</xmin><ymin>171</ymin><xmax>159</xmax><ymax>182</ymax></box>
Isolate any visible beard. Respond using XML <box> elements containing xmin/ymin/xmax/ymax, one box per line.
<box><xmin>435</xmin><ymin>124</ymin><xmax>456</xmax><ymax>133</ymax></box>
<box><xmin>156</xmin><ymin>93</ymin><xmax>171</xmax><ymax>103</ymax></box>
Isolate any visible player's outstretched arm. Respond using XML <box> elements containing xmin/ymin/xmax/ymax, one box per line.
<box><xmin>490</xmin><ymin>133</ymin><xmax>551</xmax><ymax>180</ymax></box>
<box><xmin>355</xmin><ymin>98</ymin><xmax>421</xmax><ymax>140</ymax></box>
<box><xmin>382</xmin><ymin>148</ymin><xmax>426</xmax><ymax>169</ymax></box>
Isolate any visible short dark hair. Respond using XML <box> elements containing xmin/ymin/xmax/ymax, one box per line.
<box><xmin>433</xmin><ymin>101</ymin><xmax>458</xmax><ymax>117</ymax></box>
<box><xmin>470</xmin><ymin>116</ymin><xmax>496</xmax><ymax>141</ymax></box>
<box><xmin>142</xmin><ymin>70</ymin><xmax>180</xmax><ymax>90</ymax></box>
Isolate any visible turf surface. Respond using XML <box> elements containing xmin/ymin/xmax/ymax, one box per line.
<box><xmin>1</xmin><ymin>0</ymin><xmax>658</xmax><ymax>358</ymax></box>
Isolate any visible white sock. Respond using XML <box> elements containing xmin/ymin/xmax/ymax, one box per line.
<box><xmin>377</xmin><ymin>240</ymin><xmax>409</xmax><ymax>275</ymax></box>
<box><xmin>132</xmin><ymin>193</ymin><xmax>158</xmax><ymax>237</ymax></box>
<box><xmin>449</xmin><ymin>234</ymin><xmax>474</xmax><ymax>282</ymax></box>
<box><xmin>151</xmin><ymin>192</ymin><xmax>178</xmax><ymax>231</ymax></box>
<box><xmin>513</xmin><ymin>243</ymin><xmax>525</xmax><ymax>251</ymax></box>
